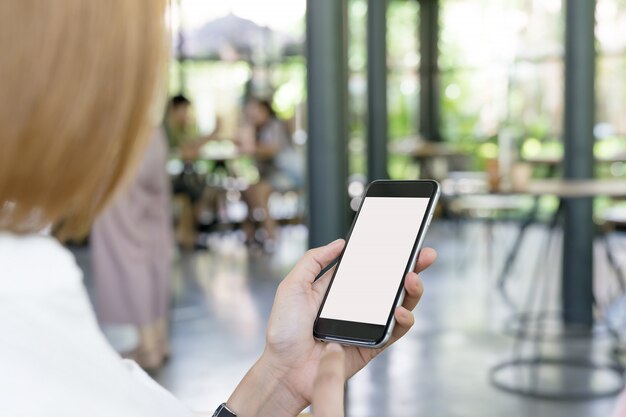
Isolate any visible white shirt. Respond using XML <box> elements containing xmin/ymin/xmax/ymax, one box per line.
<box><xmin>0</xmin><ymin>233</ymin><xmax>194</xmax><ymax>417</ymax></box>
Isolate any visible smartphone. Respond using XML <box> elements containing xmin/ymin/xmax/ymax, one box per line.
<box><xmin>313</xmin><ymin>180</ymin><xmax>440</xmax><ymax>348</ymax></box>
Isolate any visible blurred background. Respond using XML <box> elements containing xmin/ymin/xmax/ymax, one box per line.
<box><xmin>68</xmin><ymin>0</ymin><xmax>626</xmax><ymax>415</ymax></box>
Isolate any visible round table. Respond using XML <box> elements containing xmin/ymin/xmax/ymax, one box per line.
<box><xmin>490</xmin><ymin>178</ymin><xmax>626</xmax><ymax>400</ymax></box>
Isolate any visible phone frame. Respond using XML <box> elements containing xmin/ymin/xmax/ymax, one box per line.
<box><xmin>313</xmin><ymin>180</ymin><xmax>440</xmax><ymax>348</ymax></box>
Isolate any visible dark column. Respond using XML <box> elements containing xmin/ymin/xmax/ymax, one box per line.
<box><xmin>562</xmin><ymin>0</ymin><xmax>596</xmax><ymax>327</ymax></box>
<box><xmin>418</xmin><ymin>0</ymin><xmax>441</xmax><ymax>142</ymax></box>
<box><xmin>306</xmin><ymin>0</ymin><xmax>350</xmax><ymax>248</ymax></box>
<box><xmin>367</xmin><ymin>0</ymin><xmax>389</xmax><ymax>182</ymax></box>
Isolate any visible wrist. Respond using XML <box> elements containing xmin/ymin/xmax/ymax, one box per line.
<box><xmin>226</xmin><ymin>351</ymin><xmax>306</xmax><ymax>417</ymax></box>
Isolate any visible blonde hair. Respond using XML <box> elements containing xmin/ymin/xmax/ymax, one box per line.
<box><xmin>0</xmin><ymin>0</ymin><xmax>167</xmax><ymax>240</ymax></box>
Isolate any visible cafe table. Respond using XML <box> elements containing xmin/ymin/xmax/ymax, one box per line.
<box><xmin>413</xmin><ymin>142</ymin><xmax>470</xmax><ymax>179</ymax></box>
<box><xmin>490</xmin><ymin>178</ymin><xmax>626</xmax><ymax>400</ymax></box>
<box><xmin>198</xmin><ymin>142</ymin><xmax>241</xmax><ymax>188</ymax></box>
<box><xmin>497</xmin><ymin>179</ymin><xmax>626</xmax><ymax>294</ymax></box>
<box><xmin>523</xmin><ymin>153</ymin><xmax>626</xmax><ymax>167</ymax></box>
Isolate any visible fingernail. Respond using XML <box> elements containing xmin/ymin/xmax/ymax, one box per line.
<box><xmin>326</xmin><ymin>342</ymin><xmax>343</xmax><ymax>352</ymax></box>
<box><xmin>329</xmin><ymin>239</ymin><xmax>344</xmax><ymax>246</ymax></box>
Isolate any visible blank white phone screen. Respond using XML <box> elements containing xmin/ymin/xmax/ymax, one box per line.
<box><xmin>320</xmin><ymin>197</ymin><xmax>430</xmax><ymax>325</ymax></box>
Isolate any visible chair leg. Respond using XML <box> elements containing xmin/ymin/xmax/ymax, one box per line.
<box><xmin>603</xmin><ymin>232</ymin><xmax>626</xmax><ymax>294</ymax></box>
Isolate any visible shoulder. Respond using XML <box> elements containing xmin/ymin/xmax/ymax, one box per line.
<box><xmin>0</xmin><ymin>232</ymin><xmax>82</xmax><ymax>293</ymax></box>
<box><xmin>260</xmin><ymin>118</ymin><xmax>289</xmax><ymax>141</ymax></box>
<box><xmin>268</xmin><ymin>118</ymin><xmax>287</xmax><ymax>132</ymax></box>
<box><xmin>0</xmin><ymin>234</ymin><xmax>194</xmax><ymax>417</ymax></box>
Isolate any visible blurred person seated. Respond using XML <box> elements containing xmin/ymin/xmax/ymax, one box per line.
<box><xmin>237</xmin><ymin>98</ymin><xmax>302</xmax><ymax>251</ymax></box>
<box><xmin>0</xmin><ymin>2</ymin><xmax>434</xmax><ymax>417</ymax></box>
<box><xmin>165</xmin><ymin>94</ymin><xmax>220</xmax><ymax>160</ymax></box>
<box><xmin>91</xmin><ymin>127</ymin><xmax>173</xmax><ymax>371</ymax></box>
<box><xmin>165</xmin><ymin>94</ymin><xmax>220</xmax><ymax>249</ymax></box>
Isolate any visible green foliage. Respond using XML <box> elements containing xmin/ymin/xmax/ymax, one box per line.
<box><xmin>271</xmin><ymin>59</ymin><xmax>306</xmax><ymax>119</ymax></box>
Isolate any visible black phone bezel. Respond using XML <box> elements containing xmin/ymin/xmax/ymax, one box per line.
<box><xmin>313</xmin><ymin>180</ymin><xmax>439</xmax><ymax>346</ymax></box>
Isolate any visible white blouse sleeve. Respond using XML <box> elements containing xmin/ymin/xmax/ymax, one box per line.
<box><xmin>0</xmin><ymin>234</ymin><xmax>195</xmax><ymax>417</ymax></box>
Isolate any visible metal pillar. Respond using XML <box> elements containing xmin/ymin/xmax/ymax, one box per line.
<box><xmin>562</xmin><ymin>0</ymin><xmax>596</xmax><ymax>327</ymax></box>
<box><xmin>367</xmin><ymin>0</ymin><xmax>389</xmax><ymax>182</ymax></box>
<box><xmin>418</xmin><ymin>0</ymin><xmax>441</xmax><ymax>142</ymax></box>
<box><xmin>306</xmin><ymin>0</ymin><xmax>350</xmax><ymax>248</ymax></box>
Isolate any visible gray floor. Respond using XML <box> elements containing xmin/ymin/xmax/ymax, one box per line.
<box><xmin>79</xmin><ymin>221</ymin><xmax>626</xmax><ymax>416</ymax></box>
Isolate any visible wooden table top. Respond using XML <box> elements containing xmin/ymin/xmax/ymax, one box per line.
<box><xmin>443</xmin><ymin>177</ymin><xmax>626</xmax><ymax>198</ymax></box>
<box><xmin>413</xmin><ymin>142</ymin><xmax>468</xmax><ymax>159</ymax></box>
<box><xmin>200</xmin><ymin>151</ymin><xmax>240</xmax><ymax>162</ymax></box>
<box><xmin>449</xmin><ymin>195</ymin><xmax>531</xmax><ymax>212</ymax></box>
<box><xmin>517</xmin><ymin>179</ymin><xmax>626</xmax><ymax>198</ymax></box>
<box><xmin>523</xmin><ymin>154</ymin><xmax>626</xmax><ymax>165</ymax></box>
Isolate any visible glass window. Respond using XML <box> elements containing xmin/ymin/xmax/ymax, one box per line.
<box><xmin>167</xmin><ymin>0</ymin><xmax>306</xmax><ymax>139</ymax></box>
<box><xmin>440</xmin><ymin>0</ymin><xmax>563</xmax><ymax>144</ymax></box>
<box><xmin>348</xmin><ymin>0</ymin><xmax>420</xmax><ymax>177</ymax></box>
<box><xmin>597</xmin><ymin>0</ymin><xmax>626</xmax><ymax>139</ymax></box>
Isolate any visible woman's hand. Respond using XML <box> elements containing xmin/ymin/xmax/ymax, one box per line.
<box><xmin>311</xmin><ymin>343</ymin><xmax>346</xmax><ymax>417</ymax></box>
<box><xmin>227</xmin><ymin>239</ymin><xmax>437</xmax><ymax>417</ymax></box>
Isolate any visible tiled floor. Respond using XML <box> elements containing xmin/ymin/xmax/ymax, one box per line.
<box><xmin>77</xmin><ymin>221</ymin><xmax>626</xmax><ymax>416</ymax></box>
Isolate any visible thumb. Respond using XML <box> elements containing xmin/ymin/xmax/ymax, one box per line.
<box><xmin>312</xmin><ymin>343</ymin><xmax>346</xmax><ymax>417</ymax></box>
<box><xmin>287</xmin><ymin>239</ymin><xmax>344</xmax><ymax>284</ymax></box>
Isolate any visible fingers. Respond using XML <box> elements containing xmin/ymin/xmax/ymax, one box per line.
<box><xmin>387</xmin><ymin>249</ymin><xmax>435</xmax><ymax>346</ymax></box>
<box><xmin>401</xmin><ymin>248</ymin><xmax>435</xmax><ymax>311</ymax></box>
<box><xmin>402</xmin><ymin>272</ymin><xmax>424</xmax><ymax>311</ymax></box>
<box><xmin>313</xmin><ymin>343</ymin><xmax>346</xmax><ymax>417</ymax></box>
<box><xmin>414</xmin><ymin>247</ymin><xmax>437</xmax><ymax>274</ymax></box>
<box><xmin>288</xmin><ymin>239</ymin><xmax>345</xmax><ymax>284</ymax></box>
<box><xmin>389</xmin><ymin>306</ymin><xmax>416</xmax><ymax>342</ymax></box>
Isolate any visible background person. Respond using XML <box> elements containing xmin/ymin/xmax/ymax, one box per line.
<box><xmin>91</xmin><ymin>128</ymin><xmax>173</xmax><ymax>371</ymax></box>
<box><xmin>0</xmin><ymin>1</ymin><xmax>434</xmax><ymax>416</ymax></box>
<box><xmin>237</xmin><ymin>98</ymin><xmax>296</xmax><ymax>250</ymax></box>
<box><xmin>165</xmin><ymin>94</ymin><xmax>220</xmax><ymax>249</ymax></box>
<box><xmin>165</xmin><ymin>94</ymin><xmax>220</xmax><ymax>158</ymax></box>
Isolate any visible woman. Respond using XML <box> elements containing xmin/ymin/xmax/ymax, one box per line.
<box><xmin>91</xmin><ymin>128</ymin><xmax>173</xmax><ymax>370</ymax></box>
<box><xmin>238</xmin><ymin>99</ymin><xmax>293</xmax><ymax>250</ymax></box>
<box><xmin>0</xmin><ymin>1</ymin><xmax>434</xmax><ymax>416</ymax></box>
